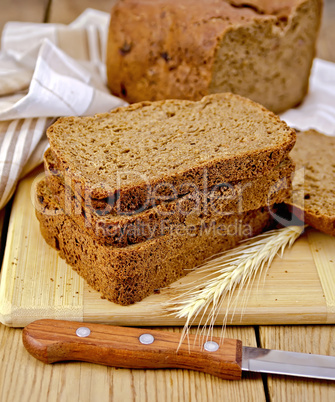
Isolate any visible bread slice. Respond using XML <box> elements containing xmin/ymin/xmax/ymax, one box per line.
<box><xmin>286</xmin><ymin>130</ymin><xmax>335</xmax><ymax>236</ymax></box>
<box><xmin>46</xmin><ymin>93</ymin><xmax>295</xmax><ymax>214</ymax></box>
<box><xmin>35</xmin><ymin>179</ymin><xmax>274</xmax><ymax>305</ymax></box>
<box><xmin>44</xmin><ymin>148</ymin><xmax>294</xmax><ymax>247</ymax></box>
<box><xmin>107</xmin><ymin>0</ymin><xmax>322</xmax><ymax>113</ymax></box>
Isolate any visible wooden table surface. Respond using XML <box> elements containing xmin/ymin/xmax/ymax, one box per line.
<box><xmin>0</xmin><ymin>1</ymin><xmax>335</xmax><ymax>401</ymax></box>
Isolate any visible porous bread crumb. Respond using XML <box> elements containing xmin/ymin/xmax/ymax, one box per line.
<box><xmin>43</xmin><ymin>150</ymin><xmax>294</xmax><ymax>247</ymax></box>
<box><xmin>107</xmin><ymin>0</ymin><xmax>322</xmax><ymax>113</ymax></box>
<box><xmin>47</xmin><ymin>93</ymin><xmax>295</xmax><ymax>213</ymax></box>
<box><xmin>35</xmin><ymin>182</ymin><xmax>274</xmax><ymax>305</ymax></box>
<box><xmin>286</xmin><ymin>130</ymin><xmax>335</xmax><ymax>236</ymax></box>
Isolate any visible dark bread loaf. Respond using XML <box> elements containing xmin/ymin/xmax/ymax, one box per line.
<box><xmin>44</xmin><ymin>148</ymin><xmax>294</xmax><ymax>247</ymax></box>
<box><xmin>286</xmin><ymin>130</ymin><xmax>335</xmax><ymax>236</ymax></box>
<box><xmin>35</xmin><ymin>179</ymin><xmax>275</xmax><ymax>305</ymax></box>
<box><xmin>46</xmin><ymin>93</ymin><xmax>296</xmax><ymax>214</ymax></box>
<box><xmin>107</xmin><ymin>0</ymin><xmax>322</xmax><ymax>113</ymax></box>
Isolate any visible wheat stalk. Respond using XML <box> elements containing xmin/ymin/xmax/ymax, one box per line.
<box><xmin>164</xmin><ymin>225</ymin><xmax>305</xmax><ymax>347</ymax></box>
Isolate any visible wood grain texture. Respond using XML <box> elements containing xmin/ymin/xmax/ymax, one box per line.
<box><xmin>0</xmin><ymin>0</ymin><xmax>49</xmax><ymax>36</ymax></box>
<box><xmin>1</xmin><ymin>172</ymin><xmax>335</xmax><ymax>327</ymax></box>
<box><xmin>46</xmin><ymin>0</ymin><xmax>335</xmax><ymax>64</ymax></box>
<box><xmin>22</xmin><ymin>320</ymin><xmax>243</xmax><ymax>379</ymax></box>
<box><xmin>0</xmin><ymin>170</ymin><xmax>84</xmax><ymax>327</ymax></box>
<box><xmin>317</xmin><ymin>0</ymin><xmax>335</xmax><ymax>62</ymax></box>
<box><xmin>1</xmin><ymin>324</ymin><xmax>264</xmax><ymax>402</ymax></box>
<box><xmin>307</xmin><ymin>230</ymin><xmax>335</xmax><ymax>315</ymax></box>
<box><xmin>48</xmin><ymin>0</ymin><xmax>116</xmax><ymax>24</ymax></box>
<box><xmin>257</xmin><ymin>4</ymin><xmax>335</xmax><ymax>399</ymax></box>
<box><xmin>259</xmin><ymin>326</ymin><xmax>335</xmax><ymax>401</ymax></box>
<box><xmin>0</xmin><ymin>0</ymin><xmax>334</xmax><ymax>401</ymax></box>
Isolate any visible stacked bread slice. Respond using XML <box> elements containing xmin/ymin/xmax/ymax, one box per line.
<box><xmin>35</xmin><ymin>93</ymin><xmax>296</xmax><ymax>305</ymax></box>
<box><xmin>285</xmin><ymin>130</ymin><xmax>335</xmax><ymax>236</ymax></box>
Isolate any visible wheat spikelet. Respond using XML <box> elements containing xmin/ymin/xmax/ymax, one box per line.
<box><xmin>164</xmin><ymin>225</ymin><xmax>305</xmax><ymax>347</ymax></box>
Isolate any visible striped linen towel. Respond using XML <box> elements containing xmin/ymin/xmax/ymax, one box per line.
<box><xmin>0</xmin><ymin>9</ymin><xmax>126</xmax><ymax>209</ymax></box>
<box><xmin>0</xmin><ymin>10</ymin><xmax>335</xmax><ymax>210</ymax></box>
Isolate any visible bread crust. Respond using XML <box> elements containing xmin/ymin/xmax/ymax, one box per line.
<box><xmin>106</xmin><ymin>0</ymin><xmax>322</xmax><ymax>113</ymax></box>
<box><xmin>44</xmin><ymin>151</ymin><xmax>294</xmax><ymax>247</ymax></box>
<box><xmin>35</xmin><ymin>182</ymin><xmax>274</xmax><ymax>305</ymax></box>
<box><xmin>287</xmin><ymin>204</ymin><xmax>335</xmax><ymax>237</ymax></box>
<box><xmin>46</xmin><ymin>93</ymin><xmax>296</xmax><ymax>213</ymax></box>
<box><xmin>285</xmin><ymin>130</ymin><xmax>335</xmax><ymax>236</ymax></box>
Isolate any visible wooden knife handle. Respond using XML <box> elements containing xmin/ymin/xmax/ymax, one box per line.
<box><xmin>22</xmin><ymin>319</ymin><xmax>242</xmax><ymax>380</ymax></box>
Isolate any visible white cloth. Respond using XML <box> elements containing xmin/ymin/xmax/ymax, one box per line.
<box><xmin>0</xmin><ymin>8</ymin><xmax>334</xmax><ymax>209</ymax></box>
<box><xmin>0</xmin><ymin>9</ymin><xmax>127</xmax><ymax>209</ymax></box>
<box><xmin>280</xmin><ymin>59</ymin><xmax>335</xmax><ymax>136</ymax></box>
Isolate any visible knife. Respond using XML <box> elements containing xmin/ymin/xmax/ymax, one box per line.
<box><xmin>22</xmin><ymin>319</ymin><xmax>335</xmax><ymax>381</ymax></box>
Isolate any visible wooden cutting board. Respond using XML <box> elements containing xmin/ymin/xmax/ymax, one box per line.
<box><xmin>1</xmin><ymin>169</ymin><xmax>335</xmax><ymax>328</ymax></box>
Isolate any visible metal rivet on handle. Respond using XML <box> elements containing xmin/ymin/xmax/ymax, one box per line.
<box><xmin>76</xmin><ymin>327</ymin><xmax>91</xmax><ymax>338</ymax></box>
<box><xmin>139</xmin><ymin>333</ymin><xmax>155</xmax><ymax>345</ymax></box>
<box><xmin>204</xmin><ymin>341</ymin><xmax>219</xmax><ymax>352</ymax></box>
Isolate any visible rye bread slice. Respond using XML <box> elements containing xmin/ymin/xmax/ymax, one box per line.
<box><xmin>35</xmin><ymin>180</ymin><xmax>274</xmax><ymax>305</ymax></box>
<box><xmin>44</xmin><ymin>149</ymin><xmax>294</xmax><ymax>247</ymax></box>
<box><xmin>286</xmin><ymin>130</ymin><xmax>335</xmax><ymax>236</ymax></box>
<box><xmin>46</xmin><ymin>93</ymin><xmax>296</xmax><ymax>214</ymax></box>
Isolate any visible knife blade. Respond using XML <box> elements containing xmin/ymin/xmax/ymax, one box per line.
<box><xmin>22</xmin><ymin>319</ymin><xmax>335</xmax><ymax>381</ymax></box>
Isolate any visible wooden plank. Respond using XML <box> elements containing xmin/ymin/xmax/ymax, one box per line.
<box><xmin>1</xmin><ymin>171</ymin><xmax>335</xmax><ymax>327</ymax></box>
<box><xmin>258</xmin><ymin>1</ymin><xmax>335</xmax><ymax>396</ymax></box>
<box><xmin>0</xmin><ymin>324</ymin><xmax>265</xmax><ymax>402</ymax></box>
<box><xmin>259</xmin><ymin>326</ymin><xmax>335</xmax><ymax>400</ymax></box>
<box><xmin>0</xmin><ymin>169</ymin><xmax>84</xmax><ymax>327</ymax></box>
<box><xmin>317</xmin><ymin>0</ymin><xmax>335</xmax><ymax>62</ymax></box>
<box><xmin>307</xmin><ymin>230</ymin><xmax>335</xmax><ymax>314</ymax></box>
<box><xmin>48</xmin><ymin>0</ymin><xmax>116</xmax><ymax>24</ymax></box>
<box><xmin>47</xmin><ymin>0</ymin><xmax>335</xmax><ymax>64</ymax></box>
<box><xmin>0</xmin><ymin>0</ymin><xmax>49</xmax><ymax>36</ymax></box>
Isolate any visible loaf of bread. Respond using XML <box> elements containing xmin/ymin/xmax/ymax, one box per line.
<box><xmin>44</xmin><ymin>148</ymin><xmax>294</xmax><ymax>247</ymax></box>
<box><xmin>35</xmin><ymin>179</ymin><xmax>274</xmax><ymax>305</ymax></box>
<box><xmin>46</xmin><ymin>93</ymin><xmax>295</xmax><ymax>214</ymax></box>
<box><xmin>286</xmin><ymin>130</ymin><xmax>335</xmax><ymax>236</ymax></box>
<box><xmin>106</xmin><ymin>0</ymin><xmax>322</xmax><ymax>113</ymax></box>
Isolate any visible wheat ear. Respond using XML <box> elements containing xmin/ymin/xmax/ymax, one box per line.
<box><xmin>164</xmin><ymin>225</ymin><xmax>305</xmax><ymax>347</ymax></box>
